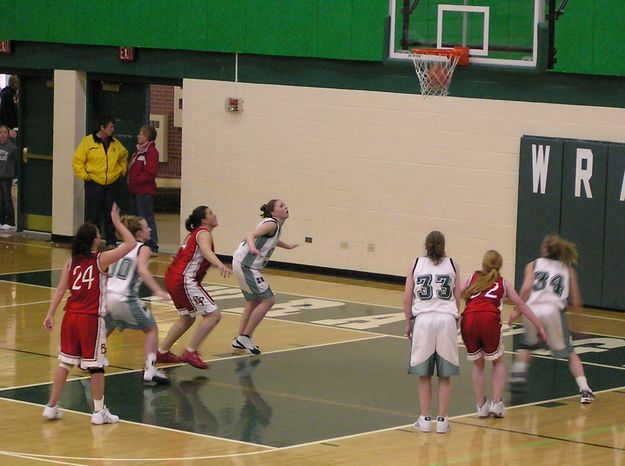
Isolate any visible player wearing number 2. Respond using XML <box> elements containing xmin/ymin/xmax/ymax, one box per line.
<box><xmin>509</xmin><ymin>234</ymin><xmax>595</xmax><ymax>404</ymax></box>
<box><xmin>42</xmin><ymin>203</ymin><xmax>136</xmax><ymax>424</ymax></box>
<box><xmin>459</xmin><ymin>250</ymin><xmax>546</xmax><ymax>419</ymax></box>
<box><xmin>404</xmin><ymin>230</ymin><xmax>460</xmax><ymax>434</ymax></box>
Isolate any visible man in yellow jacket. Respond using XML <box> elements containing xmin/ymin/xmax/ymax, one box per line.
<box><xmin>73</xmin><ymin>115</ymin><xmax>128</xmax><ymax>246</ymax></box>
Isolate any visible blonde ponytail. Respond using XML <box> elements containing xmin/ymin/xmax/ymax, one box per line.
<box><xmin>461</xmin><ymin>250</ymin><xmax>503</xmax><ymax>300</ymax></box>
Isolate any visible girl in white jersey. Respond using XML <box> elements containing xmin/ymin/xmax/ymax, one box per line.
<box><xmin>509</xmin><ymin>234</ymin><xmax>594</xmax><ymax>404</ymax></box>
<box><xmin>231</xmin><ymin>199</ymin><xmax>298</xmax><ymax>354</ymax></box>
<box><xmin>403</xmin><ymin>231</ymin><xmax>460</xmax><ymax>434</ymax></box>
<box><xmin>105</xmin><ymin>216</ymin><xmax>170</xmax><ymax>385</ymax></box>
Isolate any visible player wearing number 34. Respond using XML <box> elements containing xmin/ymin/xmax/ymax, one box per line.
<box><xmin>508</xmin><ymin>234</ymin><xmax>595</xmax><ymax>405</ymax></box>
<box><xmin>42</xmin><ymin>203</ymin><xmax>136</xmax><ymax>424</ymax></box>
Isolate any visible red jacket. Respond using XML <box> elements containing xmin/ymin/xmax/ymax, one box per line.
<box><xmin>128</xmin><ymin>142</ymin><xmax>159</xmax><ymax>195</ymax></box>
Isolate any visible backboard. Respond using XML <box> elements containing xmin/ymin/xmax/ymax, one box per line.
<box><xmin>389</xmin><ymin>0</ymin><xmax>546</xmax><ymax>68</ymax></box>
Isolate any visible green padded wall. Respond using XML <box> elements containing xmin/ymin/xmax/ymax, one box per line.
<box><xmin>0</xmin><ymin>0</ymin><xmax>387</xmax><ymax>61</ymax></box>
<box><xmin>602</xmin><ymin>144</ymin><xmax>625</xmax><ymax>309</ymax></box>
<box><xmin>560</xmin><ymin>141</ymin><xmax>607</xmax><ymax>307</ymax></box>
<box><xmin>1</xmin><ymin>1</ymin><xmax>623</xmax><ymax>74</ymax></box>
<box><xmin>517</xmin><ymin>137</ymin><xmax>625</xmax><ymax>310</ymax></box>
<box><xmin>515</xmin><ymin>136</ymin><xmax>563</xmax><ymax>290</ymax></box>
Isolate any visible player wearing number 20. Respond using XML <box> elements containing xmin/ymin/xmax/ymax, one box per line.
<box><xmin>42</xmin><ymin>204</ymin><xmax>136</xmax><ymax>424</ymax></box>
<box><xmin>404</xmin><ymin>230</ymin><xmax>461</xmax><ymax>434</ymax></box>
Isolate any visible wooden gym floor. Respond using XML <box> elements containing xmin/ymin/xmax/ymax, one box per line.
<box><xmin>1</xmin><ymin>233</ymin><xmax>625</xmax><ymax>465</ymax></box>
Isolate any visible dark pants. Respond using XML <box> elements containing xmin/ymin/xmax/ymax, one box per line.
<box><xmin>84</xmin><ymin>179</ymin><xmax>120</xmax><ymax>246</ymax></box>
<box><xmin>0</xmin><ymin>178</ymin><xmax>14</xmax><ymax>226</ymax></box>
<box><xmin>129</xmin><ymin>193</ymin><xmax>158</xmax><ymax>252</ymax></box>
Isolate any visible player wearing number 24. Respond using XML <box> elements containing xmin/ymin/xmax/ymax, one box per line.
<box><xmin>42</xmin><ymin>203</ymin><xmax>136</xmax><ymax>424</ymax></box>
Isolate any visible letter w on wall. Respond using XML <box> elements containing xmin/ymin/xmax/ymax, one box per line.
<box><xmin>532</xmin><ymin>144</ymin><xmax>550</xmax><ymax>194</ymax></box>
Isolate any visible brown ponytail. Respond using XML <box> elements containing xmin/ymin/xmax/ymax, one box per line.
<box><xmin>425</xmin><ymin>231</ymin><xmax>446</xmax><ymax>265</ymax></box>
<box><xmin>542</xmin><ymin>234</ymin><xmax>578</xmax><ymax>265</ymax></box>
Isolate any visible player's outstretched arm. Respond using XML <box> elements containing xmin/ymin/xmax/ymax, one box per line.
<box><xmin>277</xmin><ymin>240</ymin><xmax>298</xmax><ymax>249</ymax></box>
<box><xmin>100</xmin><ymin>203</ymin><xmax>137</xmax><ymax>270</ymax></box>
<box><xmin>505</xmin><ymin>279</ymin><xmax>547</xmax><ymax>342</ymax></box>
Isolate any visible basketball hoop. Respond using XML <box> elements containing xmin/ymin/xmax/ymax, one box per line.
<box><xmin>409</xmin><ymin>46</ymin><xmax>469</xmax><ymax>97</ymax></box>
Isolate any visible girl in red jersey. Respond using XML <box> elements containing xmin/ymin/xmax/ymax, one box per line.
<box><xmin>459</xmin><ymin>250</ymin><xmax>546</xmax><ymax>419</ymax></box>
<box><xmin>42</xmin><ymin>203</ymin><xmax>136</xmax><ymax>424</ymax></box>
<box><xmin>157</xmin><ymin>205</ymin><xmax>232</xmax><ymax>369</ymax></box>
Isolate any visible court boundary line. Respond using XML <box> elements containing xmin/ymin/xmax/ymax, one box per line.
<box><xmin>3</xmin><ymin>263</ymin><xmax>625</xmax><ymax>459</ymax></box>
<box><xmin>0</xmin><ymin>397</ymin><xmax>276</xmax><ymax>450</ymax></box>
<box><xmin>0</xmin><ymin>266</ymin><xmax>63</xmax><ymax>275</ymax></box>
<box><xmin>0</xmin><ymin>334</ymin><xmax>387</xmax><ymax>392</ymax></box>
<box><xmin>0</xmin><ymin>300</ymin><xmax>53</xmax><ymax>309</ymax></box>
<box><xmin>0</xmin><ymin>449</ymin><xmax>88</xmax><ymax>466</ymax></box>
<box><xmin>2</xmin><ymin>384</ymin><xmax>625</xmax><ymax>463</ymax></box>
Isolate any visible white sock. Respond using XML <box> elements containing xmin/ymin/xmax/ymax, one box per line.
<box><xmin>511</xmin><ymin>361</ymin><xmax>528</xmax><ymax>373</ymax></box>
<box><xmin>146</xmin><ymin>352</ymin><xmax>156</xmax><ymax>371</ymax></box>
<box><xmin>94</xmin><ymin>398</ymin><xmax>104</xmax><ymax>412</ymax></box>
<box><xmin>575</xmin><ymin>376</ymin><xmax>590</xmax><ymax>392</ymax></box>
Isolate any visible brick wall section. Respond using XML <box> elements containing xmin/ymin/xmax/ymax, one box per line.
<box><xmin>149</xmin><ymin>85</ymin><xmax>181</xmax><ymax>178</ymax></box>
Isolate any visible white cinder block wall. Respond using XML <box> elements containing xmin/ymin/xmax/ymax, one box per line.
<box><xmin>181</xmin><ymin>78</ymin><xmax>625</xmax><ymax>283</ymax></box>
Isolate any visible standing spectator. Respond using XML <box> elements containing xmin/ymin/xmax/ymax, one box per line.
<box><xmin>404</xmin><ymin>230</ymin><xmax>460</xmax><ymax>434</ymax></box>
<box><xmin>0</xmin><ymin>75</ymin><xmax>18</xmax><ymax>132</ymax></box>
<box><xmin>73</xmin><ymin>115</ymin><xmax>128</xmax><ymax>247</ymax></box>
<box><xmin>128</xmin><ymin>125</ymin><xmax>160</xmax><ymax>254</ymax></box>
<box><xmin>0</xmin><ymin>124</ymin><xmax>18</xmax><ymax>230</ymax></box>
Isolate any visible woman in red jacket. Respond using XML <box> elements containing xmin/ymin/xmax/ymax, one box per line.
<box><xmin>128</xmin><ymin>125</ymin><xmax>160</xmax><ymax>255</ymax></box>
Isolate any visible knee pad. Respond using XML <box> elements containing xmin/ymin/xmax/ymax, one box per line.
<box><xmin>88</xmin><ymin>367</ymin><xmax>105</xmax><ymax>374</ymax></box>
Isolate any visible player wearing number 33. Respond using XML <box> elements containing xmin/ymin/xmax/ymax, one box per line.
<box><xmin>42</xmin><ymin>203</ymin><xmax>136</xmax><ymax>424</ymax></box>
<box><xmin>509</xmin><ymin>234</ymin><xmax>595</xmax><ymax>404</ymax></box>
<box><xmin>403</xmin><ymin>230</ymin><xmax>461</xmax><ymax>434</ymax></box>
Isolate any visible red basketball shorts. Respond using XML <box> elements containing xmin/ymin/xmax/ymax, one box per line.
<box><xmin>460</xmin><ymin>311</ymin><xmax>503</xmax><ymax>361</ymax></box>
<box><xmin>59</xmin><ymin>312</ymin><xmax>108</xmax><ymax>368</ymax></box>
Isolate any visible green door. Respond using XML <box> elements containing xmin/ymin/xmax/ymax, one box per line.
<box><xmin>88</xmin><ymin>79</ymin><xmax>149</xmax><ymax>213</ymax></box>
<box><xmin>18</xmin><ymin>75</ymin><xmax>54</xmax><ymax>232</ymax></box>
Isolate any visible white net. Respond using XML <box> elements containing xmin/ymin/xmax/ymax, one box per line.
<box><xmin>409</xmin><ymin>52</ymin><xmax>461</xmax><ymax>97</ymax></box>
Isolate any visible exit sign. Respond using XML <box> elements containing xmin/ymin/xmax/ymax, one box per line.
<box><xmin>119</xmin><ymin>46</ymin><xmax>135</xmax><ymax>62</ymax></box>
<box><xmin>0</xmin><ymin>41</ymin><xmax>12</xmax><ymax>55</ymax></box>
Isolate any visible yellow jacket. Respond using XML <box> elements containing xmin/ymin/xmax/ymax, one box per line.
<box><xmin>73</xmin><ymin>133</ymin><xmax>128</xmax><ymax>185</ymax></box>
